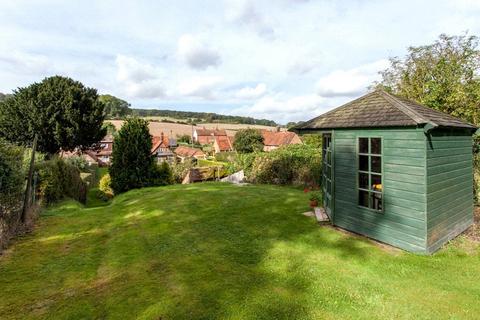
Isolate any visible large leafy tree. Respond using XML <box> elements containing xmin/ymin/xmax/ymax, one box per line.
<box><xmin>99</xmin><ymin>94</ymin><xmax>132</xmax><ymax>119</ymax></box>
<box><xmin>233</xmin><ymin>129</ymin><xmax>264</xmax><ymax>153</ymax></box>
<box><xmin>0</xmin><ymin>76</ymin><xmax>106</xmax><ymax>154</ymax></box>
<box><xmin>109</xmin><ymin>117</ymin><xmax>155</xmax><ymax>194</ymax></box>
<box><xmin>375</xmin><ymin>33</ymin><xmax>480</xmax><ymax>125</ymax></box>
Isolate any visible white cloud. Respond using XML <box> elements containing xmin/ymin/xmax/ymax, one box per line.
<box><xmin>226</xmin><ymin>1</ymin><xmax>275</xmax><ymax>39</ymax></box>
<box><xmin>288</xmin><ymin>60</ymin><xmax>318</xmax><ymax>75</ymax></box>
<box><xmin>116</xmin><ymin>55</ymin><xmax>156</xmax><ymax>83</ymax></box>
<box><xmin>115</xmin><ymin>54</ymin><xmax>165</xmax><ymax>98</ymax></box>
<box><xmin>234</xmin><ymin>83</ymin><xmax>266</xmax><ymax>99</ymax></box>
<box><xmin>229</xmin><ymin>93</ymin><xmax>327</xmax><ymax>123</ymax></box>
<box><xmin>0</xmin><ymin>51</ymin><xmax>51</xmax><ymax>74</ymax></box>
<box><xmin>177</xmin><ymin>34</ymin><xmax>221</xmax><ymax>70</ymax></box>
<box><xmin>177</xmin><ymin>76</ymin><xmax>223</xmax><ymax>99</ymax></box>
<box><xmin>316</xmin><ymin>59</ymin><xmax>389</xmax><ymax>97</ymax></box>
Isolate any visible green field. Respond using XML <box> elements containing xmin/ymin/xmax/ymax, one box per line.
<box><xmin>0</xmin><ymin>183</ymin><xmax>479</xmax><ymax>319</ymax></box>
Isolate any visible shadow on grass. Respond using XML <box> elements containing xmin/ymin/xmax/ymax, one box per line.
<box><xmin>0</xmin><ymin>183</ymin><xmax>373</xmax><ymax>319</ymax></box>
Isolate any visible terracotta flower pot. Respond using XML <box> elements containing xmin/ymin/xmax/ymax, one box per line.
<box><xmin>309</xmin><ymin>199</ymin><xmax>318</xmax><ymax>208</ymax></box>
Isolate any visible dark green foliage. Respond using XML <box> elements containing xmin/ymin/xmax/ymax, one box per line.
<box><xmin>286</xmin><ymin>121</ymin><xmax>304</xmax><ymax>129</ymax></box>
<box><xmin>0</xmin><ymin>76</ymin><xmax>106</xmax><ymax>154</ymax></box>
<box><xmin>133</xmin><ymin>109</ymin><xmax>277</xmax><ymax>126</ymax></box>
<box><xmin>0</xmin><ymin>92</ymin><xmax>12</xmax><ymax>102</ymax></box>
<box><xmin>233</xmin><ymin>129</ymin><xmax>264</xmax><ymax>153</ymax></box>
<box><xmin>109</xmin><ymin>118</ymin><xmax>171</xmax><ymax>194</ymax></box>
<box><xmin>301</xmin><ymin>134</ymin><xmax>322</xmax><ymax>148</ymax></box>
<box><xmin>103</xmin><ymin>122</ymin><xmax>117</xmax><ymax>135</ymax></box>
<box><xmin>0</xmin><ymin>138</ymin><xmax>25</xmax><ymax>210</ymax></box>
<box><xmin>152</xmin><ymin>162</ymin><xmax>174</xmax><ymax>186</ymax></box>
<box><xmin>36</xmin><ymin>157</ymin><xmax>86</xmax><ymax>205</ymax></box>
<box><xmin>246</xmin><ymin>144</ymin><xmax>322</xmax><ymax>186</ymax></box>
<box><xmin>376</xmin><ymin>33</ymin><xmax>480</xmax><ymax>125</ymax></box>
<box><xmin>177</xmin><ymin>134</ymin><xmax>191</xmax><ymax>144</ymax></box>
<box><xmin>214</xmin><ymin>151</ymin><xmax>236</xmax><ymax>163</ymax></box>
<box><xmin>64</xmin><ymin>156</ymin><xmax>89</xmax><ymax>172</ymax></box>
<box><xmin>99</xmin><ymin>94</ymin><xmax>132</xmax><ymax>119</ymax></box>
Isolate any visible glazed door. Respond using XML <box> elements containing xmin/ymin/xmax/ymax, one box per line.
<box><xmin>322</xmin><ymin>133</ymin><xmax>333</xmax><ymax>218</ymax></box>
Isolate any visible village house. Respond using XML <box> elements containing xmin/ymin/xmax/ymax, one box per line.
<box><xmin>193</xmin><ymin>128</ymin><xmax>227</xmax><ymax>145</ymax></box>
<box><xmin>60</xmin><ymin>149</ymin><xmax>103</xmax><ymax>166</ymax></box>
<box><xmin>151</xmin><ymin>132</ymin><xmax>177</xmax><ymax>163</ymax></box>
<box><xmin>93</xmin><ymin>134</ymin><xmax>114</xmax><ymax>165</ymax></box>
<box><xmin>213</xmin><ymin>135</ymin><xmax>234</xmax><ymax>153</ymax></box>
<box><xmin>261</xmin><ymin>130</ymin><xmax>302</xmax><ymax>151</ymax></box>
<box><xmin>294</xmin><ymin>89</ymin><xmax>479</xmax><ymax>254</ymax></box>
<box><xmin>174</xmin><ymin>145</ymin><xmax>206</xmax><ymax>162</ymax></box>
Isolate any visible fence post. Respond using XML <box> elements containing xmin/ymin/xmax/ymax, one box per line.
<box><xmin>21</xmin><ymin>134</ymin><xmax>38</xmax><ymax>223</ymax></box>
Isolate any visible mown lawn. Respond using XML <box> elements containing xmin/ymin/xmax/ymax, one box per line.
<box><xmin>0</xmin><ymin>183</ymin><xmax>479</xmax><ymax>319</ymax></box>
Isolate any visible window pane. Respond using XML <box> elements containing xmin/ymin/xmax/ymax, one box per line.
<box><xmin>359</xmin><ymin>172</ymin><xmax>369</xmax><ymax>189</ymax></box>
<box><xmin>371</xmin><ymin>156</ymin><xmax>381</xmax><ymax>173</ymax></box>
<box><xmin>359</xmin><ymin>190</ymin><xmax>369</xmax><ymax>207</ymax></box>
<box><xmin>359</xmin><ymin>155</ymin><xmax>368</xmax><ymax>171</ymax></box>
<box><xmin>327</xmin><ymin>151</ymin><xmax>331</xmax><ymax>165</ymax></box>
<box><xmin>359</xmin><ymin>138</ymin><xmax>368</xmax><ymax>153</ymax></box>
<box><xmin>326</xmin><ymin>166</ymin><xmax>331</xmax><ymax>179</ymax></box>
<box><xmin>371</xmin><ymin>174</ymin><xmax>382</xmax><ymax>191</ymax></box>
<box><xmin>371</xmin><ymin>192</ymin><xmax>382</xmax><ymax>211</ymax></box>
<box><xmin>371</xmin><ymin>138</ymin><xmax>381</xmax><ymax>154</ymax></box>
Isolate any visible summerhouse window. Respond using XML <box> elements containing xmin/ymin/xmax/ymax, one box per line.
<box><xmin>358</xmin><ymin>137</ymin><xmax>382</xmax><ymax>211</ymax></box>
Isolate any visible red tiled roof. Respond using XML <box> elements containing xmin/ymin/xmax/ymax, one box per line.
<box><xmin>151</xmin><ymin>134</ymin><xmax>170</xmax><ymax>153</ymax></box>
<box><xmin>214</xmin><ymin>135</ymin><xmax>234</xmax><ymax>152</ymax></box>
<box><xmin>174</xmin><ymin>146</ymin><xmax>205</xmax><ymax>157</ymax></box>
<box><xmin>262</xmin><ymin>131</ymin><xmax>302</xmax><ymax>146</ymax></box>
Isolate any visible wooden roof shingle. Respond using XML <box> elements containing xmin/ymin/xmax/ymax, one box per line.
<box><xmin>296</xmin><ymin>90</ymin><xmax>477</xmax><ymax>131</ymax></box>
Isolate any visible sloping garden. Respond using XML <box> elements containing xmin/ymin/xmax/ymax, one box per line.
<box><xmin>0</xmin><ymin>183</ymin><xmax>479</xmax><ymax>320</ymax></box>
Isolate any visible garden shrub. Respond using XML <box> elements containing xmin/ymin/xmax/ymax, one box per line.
<box><xmin>98</xmin><ymin>173</ymin><xmax>113</xmax><ymax>200</ymax></box>
<box><xmin>109</xmin><ymin>118</ymin><xmax>166</xmax><ymax>193</ymax></box>
<box><xmin>233</xmin><ymin>129</ymin><xmax>264</xmax><ymax>153</ymax></box>
<box><xmin>151</xmin><ymin>162</ymin><xmax>174</xmax><ymax>186</ymax></box>
<box><xmin>245</xmin><ymin>144</ymin><xmax>322</xmax><ymax>186</ymax></box>
<box><xmin>0</xmin><ymin>139</ymin><xmax>25</xmax><ymax>205</ymax></box>
<box><xmin>214</xmin><ymin>151</ymin><xmax>237</xmax><ymax>163</ymax></box>
<box><xmin>36</xmin><ymin>157</ymin><xmax>87</xmax><ymax>205</ymax></box>
<box><xmin>65</xmin><ymin>156</ymin><xmax>89</xmax><ymax>172</ymax></box>
<box><xmin>0</xmin><ymin>139</ymin><xmax>25</xmax><ymax>249</ymax></box>
<box><xmin>171</xmin><ymin>159</ymin><xmax>195</xmax><ymax>183</ymax></box>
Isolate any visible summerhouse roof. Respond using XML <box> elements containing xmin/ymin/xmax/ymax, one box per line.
<box><xmin>295</xmin><ymin>90</ymin><xmax>477</xmax><ymax>131</ymax></box>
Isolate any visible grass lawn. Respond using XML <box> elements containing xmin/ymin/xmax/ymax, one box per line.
<box><xmin>0</xmin><ymin>183</ymin><xmax>479</xmax><ymax>319</ymax></box>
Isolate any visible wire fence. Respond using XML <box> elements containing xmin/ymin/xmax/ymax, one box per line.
<box><xmin>0</xmin><ymin>135</ymin><xmax>39</xmax><ymax>253</ymax></box>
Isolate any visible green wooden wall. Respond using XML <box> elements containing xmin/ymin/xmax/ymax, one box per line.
<box><xmin>332</xmin><ymin>127</ymin><xmax>428</xmax><ymax>253</ymax></box>
<box><xmin>425</xmin><ymin>129</ymin><xmax>474</xmax><ymax>253</ymax></box>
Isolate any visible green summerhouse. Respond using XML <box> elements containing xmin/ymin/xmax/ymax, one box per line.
<box><xmin>295</xmin><ymin>90</ymin><xmax>478</xmax><ymax>254</ymax></box>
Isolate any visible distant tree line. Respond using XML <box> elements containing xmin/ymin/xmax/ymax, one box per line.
<box><xmin>98</xmin><ymin>93</ymin><xmax>278</xmax><ymax>126</ymax></box>
<box><xmin>132</xmin><ymin>109</ymin><xmax>278</xmax><ymax>126</ymax></box>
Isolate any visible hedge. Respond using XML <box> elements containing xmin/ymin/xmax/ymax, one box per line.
<box><xmin>232</xmin><ymin>144</ymin><xmax>322</xmax><ymax>186</ymax></box>
<box><xmin>36</xmin><ymin>157</ymin><xmax>87</xmax><ymax>205</ymax></box>
<box><xmin>0</xmin><ymin>139</ymin><xmax>25</xmax><ymax>250</ymax></box>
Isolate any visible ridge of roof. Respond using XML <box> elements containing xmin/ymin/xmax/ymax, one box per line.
<box><xmin>376</xmin><ymin>90</ymin><xmax>434</xmax><ymax>126</ymax></box>
<box><xmin>298</xmin><ymin>91</ymin><xmax>379</xmax><ymax>129</ymax></box>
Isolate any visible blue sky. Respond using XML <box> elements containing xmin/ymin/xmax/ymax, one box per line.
<box><xmin>1</xmin><ymin>0</ymin><xmax>479</xmax><ymax>124</ymax></box>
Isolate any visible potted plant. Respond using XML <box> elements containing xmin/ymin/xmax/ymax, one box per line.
<box><xmin>309</xmin><ymin>191</ymin><xmax>321</xmax><ymax>208</ymax></box>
